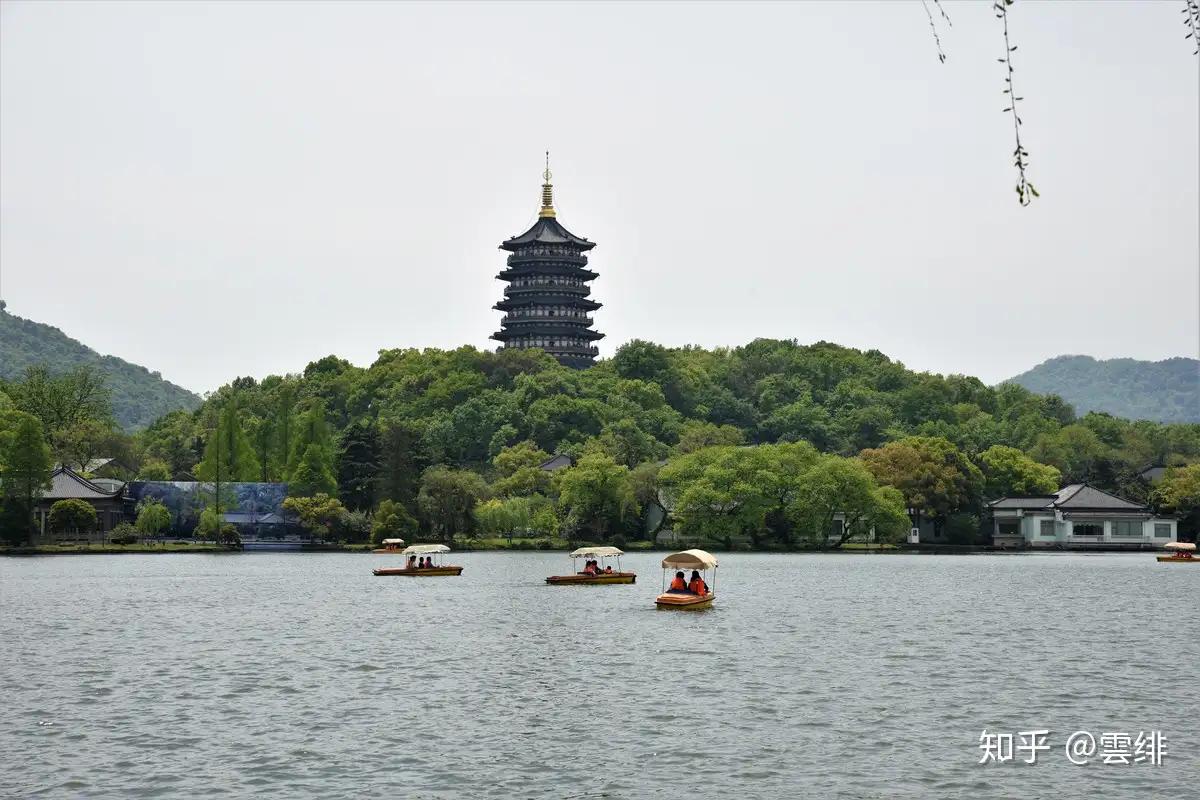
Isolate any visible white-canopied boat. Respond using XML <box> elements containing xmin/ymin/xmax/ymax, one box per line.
<box><xmin>1157</xmin><ymin>541</ymin><xmax>1197</xmax><ymax>563</ymax></box>
<box><xmin>545</xmin><ymin>546</ymin><xmax>636</xmax><ymax>584</ymax></box>
<box><xmin>655</xmin><ymin>549</ymin><xmax>717</xmax><ymax>610</ymax></box>
<box><xmin>372</xmin><ymin>538</ymin><xmax>406</xmax><ymax>553</ymax></box>
<box><xmin>373</xmin><ymin>544</ymin><xmax>464</xmax><ymax>576</ymax></box>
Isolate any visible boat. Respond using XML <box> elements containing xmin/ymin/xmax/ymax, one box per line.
<box><xmin>373</xmin><ymin>544</ymin><xmax>464</xmax><ymax>576</ymax></box>
<box><xmin>655</xmin><ymin>549</ymin><xmax>717</xmax><ymax>610</ymax></box>
<box><xmin>372</xmin><ymin>538</ymin><xmax>406</xmax><ymax>554</ymax></box>
<box><xmin>1157</xmin><ymin>541</ymin><xmax>1198</xmax><ymax>563</ymax></box>
<box><xmin>545</xmin><ymin>546</ymin><xmax>636</xmax><ymax>584</ymax></box>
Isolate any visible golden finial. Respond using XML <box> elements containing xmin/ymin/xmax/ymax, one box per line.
<box><xmin>539</xmin><ymin>150</ymin><xmax>556</xmax><ymax>218</ymax></box>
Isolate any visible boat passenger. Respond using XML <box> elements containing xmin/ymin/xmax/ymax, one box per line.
<box><xmin>669</xmin><ymin>571</ymin><xmax>688</xmax><ymax>592</ymax></box>
<box><xmin>408</xmin><ymin>555</ymin><xmax>417</xmax><ymax>570</ymax></box>
<box><xmin>584</xmin><ymin>560</ymin><xmax>598</xmax><ymax>576</ymax></box>
<box><xmin>604</xmin><ymin>565</ymin><xmax>613</xmax><ymax>574</ymax></box>
<box><xmin>688</xmin><ymin>570</ymin><xmax>708</xmax><ymax>595</ymax></box>
<box><xmin>418</xmin><ymin>556</ymin><xmax>426</xmax><ymax>569</ymax></box>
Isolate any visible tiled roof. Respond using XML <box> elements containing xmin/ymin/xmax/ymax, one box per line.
<box><xmin>989</xmin><ymin>484</ymin><xmax>1149</xmax><ymax>513</ymax></box>
<box><xmin>501</xmin><ymin>217</ymin><xmax>595</xmax><ymax>251</ymax></box>
<box><xmin>42</xmin><ymin>467</ymin><xmax>124</xmax><ymax>500</ymax></box>
<box><xmin>988</xmin><ymin>497</ymin><xmax>1056</xmax><ymax>510</ymax></box>
<box><xmin>1054</xmin><ymin>484</ymin><xmax>1147</xmax><ymax>511</ymax></box>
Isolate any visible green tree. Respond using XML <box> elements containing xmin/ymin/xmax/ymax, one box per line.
<box><xmin>976</xmin><ymin>445</ymin><xmax>1062</xmax><ymax>499</ymax></box>
<box><xmin>135</xmin><ymin>499</ymin><xmax>172</xmax><ymax>536</ymax></box>
<box><xmin>473</xmin><ymin>496</ymin><xmax>535</xmax><ymax>542</ymax></box>
<box><xmin>136</xmin><ymin>458</ymin><xmax>171</xmax><ymax>481</ymax></box>
<box><xmin>674</xmin><ymin>420</ymin><xmax>745</xmax><ymax>455</ymax></box>
<box><xmin>282</xmin><ymin>493</ymin><xmax>347</xmax><ymax>540</ymax></box>
<box><xmin>417</xmin><ymin>467</ymin><xmax>489</xmax><ymax>543</ymax></box>
<box><xmin>0</xmin><ymin>410</ymin><xmax>54</xmax><ymax>544</ymax></box>
<box><xmin>1028</xmin><ymin>425</ymin><xmax>1109</xmax><ymax>484</ymax></box>
<box><xmin>554</xmin><ymin>453</ymin><xmax>638</xmax><ymax>543</ymax></box>
<box><xmin>274</xmin><ymin>380</ymin><xmax>300</xmax><ymax>480</ymax></box>
<box><xmin>370</xmin><ymin>499</ymin><xmax>418</xmax><ymax>546</ymax></box>
<box><xmin>289</xmin><ymin>444</ymin><xmax>339</xmax><ymax>497</ymax></box>
<box><xmin>6</xmin><ymin>364</ymin><xmax>113</xmax><ymax>437</ymax></box>
<box><xmin>335</xmin><ymin>420</ymin><xmax>381</xmax><ymax>511</ymax></box>
<box><xmin>195</xmin><ymin>405</ymin><xmax>260</xmax><ymax>483</ymax></box>
<box><xmin>1152</xmin><ymin>464</ymin><xmax>1200</xmax><ymax>540</ymax></box>
<box><xmin>287</xmin><ymin>402</ymin><xmax>334</xmax><ymax>476</ymax></box>
<box><xmin>51</xmin><ymin>417</ymin><xmax>124</xmax><ymax>474</ymax></box>
<box><xmin>787</xmin><ymin>455</ymin><xmax>909</xmax><ymax>548</ymax></box>
<box><xmin>48</xmin><ymin>498</ymin><xmax>97</xmax><ymax>537</ymax></box>
<box><xmin>661</xmin><ymin>442</ymin><xmax>820</xmax><ymax>549</ymax></box>
<box><xmin>493</xmin><ymin>441</ymin><xmax>551</xmax><ymax>476</ymax></box>
<box><xmin>861</xmin><ymin>436</ymin><xmax>984</xmax><ymax>531</ymax></box>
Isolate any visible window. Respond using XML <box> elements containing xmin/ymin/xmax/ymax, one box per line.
<box><xmin>1073</xmin><ymin>522</ymin><xmax>1103</xmax><ymax>537</ymax></box>
<box><xmin>1040</xmin><ymin>520</ymin><xmax>1057</xmax><ymax>538</ymax></box>
<box><xmin>1112</xmin><ymin>521</ymin><xmax>1142</xmax><ymax>538</ymax></box>
<box><xmin>1154</xmin><ymin>523</ymin><xmax>1171</xmax><ymax>539</ymax></box>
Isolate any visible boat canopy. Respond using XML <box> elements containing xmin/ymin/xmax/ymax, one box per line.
<box><xmin>570</xmin><ymin>546</ymin><xmax>624</xmax><ymax>558</ymax></box>
<box><xmin>1164</xmin><ymin>542</ymin><xmax>1196</xmax><ymax>551</ymax></box>
<box><xmin>661</xmin><ymin>549</ymin><xmax>718</xmax><ymax>570</ymax></box>
<box><xmin>401</xmin><ymin>544</ymin><xmax>451</xmax><ymax>555</ymax></box>
<box><xmin>381</xmin><ymin>539</ymin><xmax>406</xmax><ymax>545</ymax></box>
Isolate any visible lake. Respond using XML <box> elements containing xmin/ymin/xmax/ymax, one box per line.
<box><xmin>1</xmin><ymin>551</ymin><xmax>1195</xmax><ymax>799</ymax></box>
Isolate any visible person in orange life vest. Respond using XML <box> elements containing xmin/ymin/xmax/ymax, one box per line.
<box><xmin>585</xmin><ymin>560</ymin><xmax>599</xmax><ymax>576</ymax></box>
<box><xmin>688</xmin><ymin>570</ymin><xmax>708</xmax><ymax>595</ymax></box>
<box><xmin>669</xmin><ymin>571</ymin><xmax>688</xmax><ymax>592</ymax></box>
<box><xmin>604</xmin><ymin>565</ymin><xmax>613</xmax><ymax>574</ymax></box>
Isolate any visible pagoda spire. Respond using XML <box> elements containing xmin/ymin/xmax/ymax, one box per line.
<box><xmin>539</xmin><ymin>151</ymin><xmax>556</xmax><ymax>218</ymax></box>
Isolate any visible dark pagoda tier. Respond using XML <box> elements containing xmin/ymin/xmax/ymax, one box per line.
<box><xmin>490</xmin><ymin>160</ymin><xmax>603</xmax><ymax>370</ymax></box>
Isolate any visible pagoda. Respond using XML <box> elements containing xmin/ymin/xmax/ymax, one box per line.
<box><xmin>490</xmin><ymin>155</ymin><xmax>603</xmax><ymax>369</ymax></box>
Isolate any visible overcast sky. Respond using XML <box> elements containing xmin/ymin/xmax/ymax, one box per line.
<box><xmin>1</xmin><ymin>1</ymin><xmax>1197</xmax><ymax>394</ymax></box>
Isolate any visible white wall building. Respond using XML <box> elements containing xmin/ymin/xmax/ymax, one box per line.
<box><xmin>986</xmin><ymin>484</ymin><xmax>1177</xmax><ymax>550</ymax></box>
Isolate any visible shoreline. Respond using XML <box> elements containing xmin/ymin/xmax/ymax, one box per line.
<box><xmin>1</xmin><ymin>543</ymin><xmax>1168</xmax><ymax>557</ymax></box>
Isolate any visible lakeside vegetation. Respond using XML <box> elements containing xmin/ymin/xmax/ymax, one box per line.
<box><xmin>3</xmin><ymin>338</ymin><xmax>1199</xmax><ymax>550</ymax></box>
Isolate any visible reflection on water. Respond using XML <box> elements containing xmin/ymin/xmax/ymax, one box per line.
<box><xmin>1</xmin><ymin>552</ymin><xmax>1195</xmax><ymax>799</ymax></box>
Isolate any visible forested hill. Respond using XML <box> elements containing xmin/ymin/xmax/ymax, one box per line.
<box><xmin>0</xmin><ymin>310</ymin><xmax>202</xmax><ymax>431</ymax></box>
<box><xmin>1006</xmin><ymin>356</ymin><xmax>1200</xmax><ymax>424</ymax></box>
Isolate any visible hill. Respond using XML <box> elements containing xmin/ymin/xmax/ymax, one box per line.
<box><xmin>1006</xmin><ymin>355</ymin><xmax>1199</xmax><ymax>424</ymax></box>
<box><xmin>0</xmin><ymin>309</ymin><xmax>202</xmax><ymax>431</ymax></box>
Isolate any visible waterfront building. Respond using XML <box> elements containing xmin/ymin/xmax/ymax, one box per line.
<box><xmin>986</xmin><ymin>483</ymin><xmax>1177</xmax><ymax>549</ymax></box>
<box><xmin>490</xmin><ymin>155</ymin><xmax>604</xmax><ymax>369</ymax></box>
<box><xmin>33</xmin><ymin>466</ymin><xmax>133</xmax><ymax>541</ymax></box>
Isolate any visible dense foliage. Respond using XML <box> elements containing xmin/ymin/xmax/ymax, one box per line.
<box><xmin>1007</xmin><ymin>355</ymin><xmax>1200</xmax><ymax>424</ymax></box>
<box><xmin>0</xmin><ymin>310</ymin><xmax>201</xmax><ymax>431</ymax></box>
<box><xmin>125</xmin><ymin>339</ymin><xmax>1200</xmax><ymax>546</ymax></box>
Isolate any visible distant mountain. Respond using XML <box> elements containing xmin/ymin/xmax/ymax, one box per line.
<box><xmin>0</xmin><ymin>309</ymin><xmax>202</xmax><ymax>431</ymax></box>
<box><xmin>1006</xmin><ymin>355</ymin><xmax>1200</xmax><ymax>424</ymax></box>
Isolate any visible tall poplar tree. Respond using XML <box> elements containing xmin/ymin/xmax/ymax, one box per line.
<box><xmin>0</xmin><ymin>411</ymin><xmax>54</xmax><ymax>545</ymax></box>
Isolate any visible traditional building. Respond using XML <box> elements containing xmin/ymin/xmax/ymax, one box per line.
<box><xmin>986</xmin><ymin>483</ymin><xmax>1177</xmax><ymax>549</ymax></box>
<box><xmin>34</xmin><ymin>467</ymin><xmax>133</xmax><ymax>541</ymax></box>
<box><xmin>491</xmin><ymin>156</ymin><xmax>604</xmax><ymax>369</ymax></box>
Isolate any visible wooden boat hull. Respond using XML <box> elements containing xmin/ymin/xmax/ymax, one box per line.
<box><xmin>655</xmin><ymin>592</ymin><xmax>715</xmax><ymax>610</ymax></box>
<box><xmin>373</xmin><ymin>566</ymin><xmax>464</xmax><ymax>576</ymax></box>
<box><xmin>372</xmin><ymin>549</ymin><xmax>404</xmax><ymax>554</ymax></box>
<box><xmin>1156</xmin><ymin>556</ymin><xmax>1198</xmax><ymax>563</ymax></box>
<box><xmin>546</xmin><ymin>573</ymin><xmax>637</xmax><ymax>585</ymax></box>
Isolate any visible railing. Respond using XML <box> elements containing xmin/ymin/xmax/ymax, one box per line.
<box><xmin>503</xmin><ymin>283</ymin><xmax>591</xmax><ymax>295</ymax></box>
<box><xmin>507</xmin><ymin>253</ymin><xmax>588</xmax><ymax>266</ymax></box>
<box><xmin>502</xmin><ymin>313</ymin><xmax>593</xmax><ymax>322</ymax></box>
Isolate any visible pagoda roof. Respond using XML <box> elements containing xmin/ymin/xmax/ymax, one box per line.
<box><xmin>500</xmin><ymin>216</ymin><xmax>595</xmax><ymax>252</ymax></box>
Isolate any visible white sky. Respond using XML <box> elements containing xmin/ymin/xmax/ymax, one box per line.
<box><xmin>2</xmin><ymin>0</ymin><xmax>1197</xmax><ymax>394</ymax></box>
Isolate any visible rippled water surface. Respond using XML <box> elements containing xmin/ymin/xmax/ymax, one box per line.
<box><xmin>1</xmin><ymin>552</ymin><xmax>1196</xmax><ymax>798</ymax></box>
